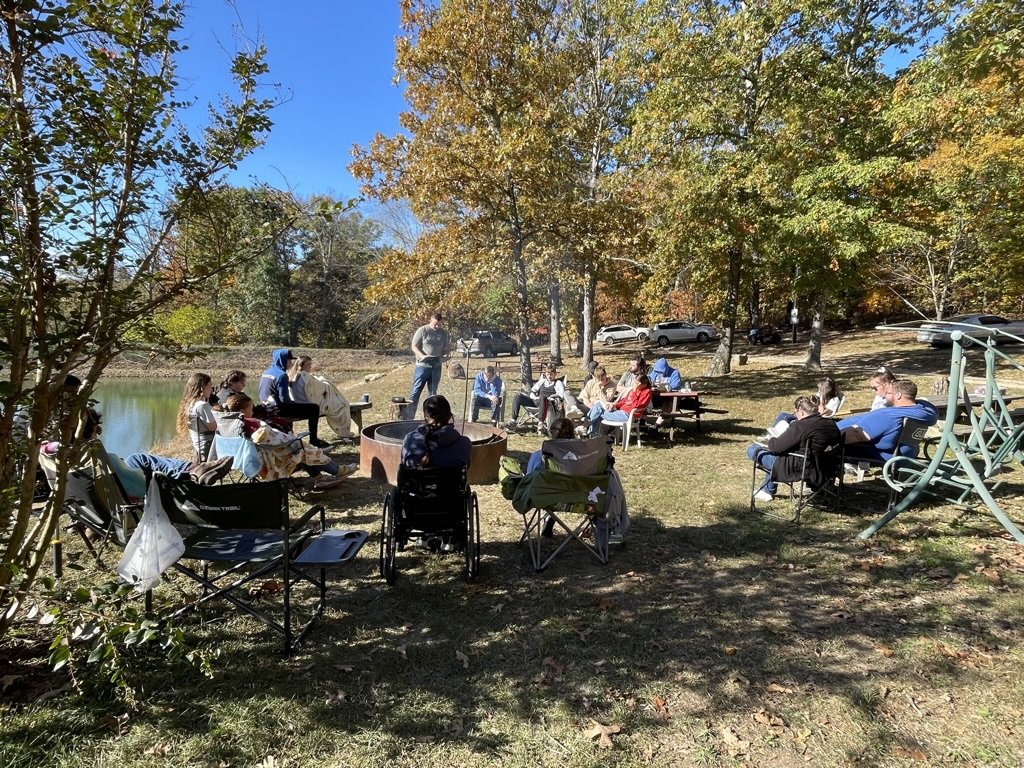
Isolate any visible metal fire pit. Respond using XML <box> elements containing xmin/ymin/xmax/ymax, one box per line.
<box><xmin>359</xmin><ymin>420</ymin><xmax>507</xmax><ymax>485</ymax></box>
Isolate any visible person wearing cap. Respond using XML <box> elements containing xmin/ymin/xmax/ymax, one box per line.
<box><xmin>258</xmin><ymin>348</ymin><xmax>328</xmax><ymax>448</ymax></box>
<box><xmin>408</xmin><ymin>310</ymin><xmax>450</xmax><ymax>417</ymax></box>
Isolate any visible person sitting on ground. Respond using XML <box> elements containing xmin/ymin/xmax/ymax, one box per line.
<box><xmin>220</xmin><ymin>393</ymin><xmax>354</xmax><ymax>489</ymax></box>
<box><xmin>178</xmin><ymin>372</ymin><xmax>218</xmax><ymax>461</ymax></box>
<box><xmin>747</xmin><ymin>395</ymin><xmax>842</xmax><ymax>502</ymax></box>
<box><xmin>587</xmin><ymin>373</ymin><xmax>653</xmax><ymax>437</ymax></box>
<box><xmin>287</xmin><ymin>355</ymin><xmax>355</xmax><ymax>439</ymax></box>
<box><xmin>837</xmin><ymin>379</ymin><xmax>938</xmax><ymax>464</ymax></box>
<box><xmin>869</xmin><ymin>366</ymin><xmax>897</xmax><ymax>410</ymax></box>
<box><xmin>258</xmin><ymin>348</ymin><xmax>328</xmax><ymax>448</ymax></box>
<box><xmin>401</xmin><ymin>395</ymin><xmax>472</xmax><ymax>469</ymax></box>
<box><xmin>506</xmin><ymin>363</ymin><xmax>566</xmax><ymax>434</ymax></box>
<box><xmin>616</xmin><ymin>355</ymin><xmax>648</xmax><ymax>394</ymax></box>
<box><xmin>471</xmin><ymin>365</ymin><xmax>504</xmax><ymax>425</ymax></box>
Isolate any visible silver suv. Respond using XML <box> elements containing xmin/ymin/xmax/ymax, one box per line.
<box><xmin>456</xmin><ymin>330</ymin><xmax>519</xmax><ymax>358</ymax></box>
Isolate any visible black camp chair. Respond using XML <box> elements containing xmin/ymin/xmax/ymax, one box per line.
<box><xmin>154</xmin><ymin>474</ymin><xmax>366</xmax><ymax>652</ymax></box>
<box><xmin>379</xmin><ymin>464</ymin><xmax>480</xmax><ymax>584</ymax></box>
<box><xmin>750</xmin><ymin>434</ymin><xmax>845</xmax><ymax>524</ymax></box>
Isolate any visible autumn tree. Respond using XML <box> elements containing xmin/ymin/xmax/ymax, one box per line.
<box><xmin>0</xmin><ymin>0</ymin><xmax>274</xmax><ymax>638</ymax></box>
<box><xmin>351</xmin><ymin>0</ymin><xmax>576</xmax><ymax>387</ymax></box>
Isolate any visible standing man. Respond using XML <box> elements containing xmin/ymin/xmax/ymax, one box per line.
<box><xmin>409</xmin><ymin>310</ymin><xmax>450</xmax><ymax>416</ymax></box>
<box><xmin>471</xmin><ymin>365</ymin><xmax>504</xmax><ymax>425</ymax></box>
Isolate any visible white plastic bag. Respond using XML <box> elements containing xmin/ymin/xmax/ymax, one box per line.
<box><xmin>116</xmin><ymin>476</ymin><xmax>185</xmax><ymax>591</ymax></box>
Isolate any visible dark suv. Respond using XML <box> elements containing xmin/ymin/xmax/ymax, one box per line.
<box><xmin>456</xmin><ymin>330</ymin><xmax>519</xmax><ymax>358</ymax></box>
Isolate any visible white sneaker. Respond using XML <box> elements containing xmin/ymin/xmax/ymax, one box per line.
<box><xmin>753</xmin><ymin>489</ymin><xmax>774</xmax><ymax>503</ymax></box>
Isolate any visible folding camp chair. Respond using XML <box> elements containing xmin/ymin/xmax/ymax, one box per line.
<box><xmin>46</xmin><ymin>439</ymin><xmax>143</xmax><ymax>577</ymax></box>
<box><xmin>512</xmin><ymin>436</ymin><xmax>615</xmax><ymax>571</ymax></box>
<box><xmin>154</xmin><ymin>474</ymin><xmax>365</xmax><ymax>652</ymax></box>
<box><xmin>750</xmin><ymin>435</ymin><xmax>845</xmax><ymax>524</ymax></box>
<box><xmin>379</xmin><ymin>464</ymin><xmax>480</xmax><ymax>584</ymax></box>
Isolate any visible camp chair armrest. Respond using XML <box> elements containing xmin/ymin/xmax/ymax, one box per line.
<box><xmin>290</xmin><ymin>502</ymin><xmax>326</xmax><ymax>532</ymax></box>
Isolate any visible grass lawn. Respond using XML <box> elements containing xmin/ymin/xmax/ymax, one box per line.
<box><xmin>3</xmin><ymin>330</ymin><xmax>1024</xmax><ymax>767</ymax></box>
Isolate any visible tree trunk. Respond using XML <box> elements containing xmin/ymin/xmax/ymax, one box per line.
<box><xmin>548</xmin><ymin>279</ymin><xmax>562</xmax><ymax>365</ymax></box>
<box><xmin>512</xmin><ymin>238</ymin><xmax>533</xmax><ymax>390</ymax></box>
<box><xmin>581</xmin><ymin>267</ymin><xmax>596</xmax><ymax>369</ymax></box>
<box><xmin>804</xmin><ymin>293</ymin><xmax>826</xmax><ymax>371</ymax></box>
<box><xmin>705</xmin><ymin>245</ymin><xmax>742</xmax><ymax>376</ymax></box>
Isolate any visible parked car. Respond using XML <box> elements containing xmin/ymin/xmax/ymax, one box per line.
<box><xmin>595</xmin><ymin>324</ymin><xmax>648</xmax><ymax>345</ymax></box>
<box><xmin>647</xmin><ymin>320</ymin><xmax>720</xmax><ymax>347</ymax></box>
<box><xmin>456</xmin><ymin>330</ymin><xmax>519</xmax><ymax>357</ymax></box>
<box><xmin>916</xmin><ymin>314</ymin><xmax>1024</xmax><ymax>347</ymax></box>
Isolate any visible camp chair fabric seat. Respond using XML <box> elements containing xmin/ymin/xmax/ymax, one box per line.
<box><xmin>154</xmin><ymin>474</ymin><xmax>362</xmax><ymax>652</ymax></box>
<box><xmin>511</xmin><ymin>436</ymin><xmax>616</xmax><ymax>571</ymax></box>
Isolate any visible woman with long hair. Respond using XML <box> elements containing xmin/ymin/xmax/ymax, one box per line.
<box><xmin>286</xmin><ymin>354</ymin><xmax>355</xmax><ymax>439</ymax></box>
<box><xmin>816</xmin><ymin>376</ymin><xmax>843</xmax><ymax>417</ymax></box>
<box><xmin>400</xmin><ymin>395</ymin><xmax>471</xmax><ymax>468</ymax></box>
<box><xmin>869</xmin><ymin>367</ymin><xmax>897</xmax><ymax>410</ymax></box>
<box><xmin>177</xmin><ymin>372</ymin><xmax>217</xmax><ymax>461</ymax></box>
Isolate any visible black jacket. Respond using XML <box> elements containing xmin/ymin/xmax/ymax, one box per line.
<box><xmin>765</xmin><ymin>413</ymin><xmax>841</xmax><ymax>486</ymax></box>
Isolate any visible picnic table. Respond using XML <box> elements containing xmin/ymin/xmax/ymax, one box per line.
<box><xmin>349</xmin><ymin>400</ymin><xmax>373</xmax><ymax>433</ymax></box>
<box><xmin>650</xmin><ymin>389</ymin><xmax>729</xmax><ymax>439</ymax></box>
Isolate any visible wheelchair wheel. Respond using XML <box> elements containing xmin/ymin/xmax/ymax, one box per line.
<box><xmin>380</xmin><ymin>492</ymin><xmax>397</xmax><ymax>584</ymax></box>
<box><xmin>464</xmin><ymin>493</ymin><xmax>481</xmax><ymax>581</ymax></box>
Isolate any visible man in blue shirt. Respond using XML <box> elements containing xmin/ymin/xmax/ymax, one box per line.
<box><xmin>470</xmin><ymin>365</ymin><xmax>504</xmax><ymax>425</ymax></box>
<box><xmin>837</xmin><ymin>379</ymin><xmax>938</xmax><ymax>463</ymax></box>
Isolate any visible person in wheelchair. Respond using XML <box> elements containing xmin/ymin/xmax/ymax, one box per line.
<box><xmin>399</xmin><ymin>395</ymin><xmax>472</xmax><ymax>552</ymax></box>
<box><xmin>401</xmin><ymin>395</ymin><xmax>471</xmax><ymax>469</ymax></box>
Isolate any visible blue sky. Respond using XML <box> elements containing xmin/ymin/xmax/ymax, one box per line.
<box><xmin>176</xmin><ymin>1</ymin><xmax>407</xmax><ymax>202</ymax></box>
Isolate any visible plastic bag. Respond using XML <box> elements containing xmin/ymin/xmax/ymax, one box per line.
<box><xmin>116</xmin><ymin>476</ymin><xmax>185</xmax><ymax>591</ymax></box>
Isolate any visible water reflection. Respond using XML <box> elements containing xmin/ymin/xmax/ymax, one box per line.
<box><xmin>93</xmin><ymin>379</ymin><xmax>182</xmax><ymax>457</ymax></box>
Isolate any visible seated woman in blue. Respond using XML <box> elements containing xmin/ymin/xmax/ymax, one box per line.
<box><xmin>401</xmin><ymin>395</ymin><xmax>472</xmax><ymax>469</ymax></box>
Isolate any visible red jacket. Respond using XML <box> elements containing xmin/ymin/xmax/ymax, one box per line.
<box><xmin>612</xmin><ymin>385</ymin><xmax>652</xmax><ymax>414</ymax></box>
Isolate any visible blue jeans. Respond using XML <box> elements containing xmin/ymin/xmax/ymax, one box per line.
<box><xmin>747</xmin><ymin>444</ymin><xmax>777</xmax><ymax>494</ymax></box>
<box><xmin>299</xmin><ymin>459</ymin><xmax>340</xmax><ymax>477</ymax></box>
<box><xmin>408</xmin><ymin>363</ymin><xmax>442</xmax><ymax>415</ymax></box>
<box><xmin>587</xmin><ymin>402</ymin><xmax>612</xmax><ymax>436</ymax></box>
<box><xmin>471</xmin><ymin>395</ymin><xmax>503</xmax><ymax>423</ymax></box>
<box><xmin>124</xmin><ymin>452</ymin><xmax>191</xmax><ymax>478</ymax></box>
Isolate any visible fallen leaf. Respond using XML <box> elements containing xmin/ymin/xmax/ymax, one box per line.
<box><xmin>729</xmin><ymin>672</ymin><xmax>750</xmax><ymax>687</ymax></box>
<box><xmin>766</xmin><ymin>683</ymin><xmax>794</xmax><ymax>694</ymax></box>
<box><xmin>144</xmin><ymin>742</ymin><xmax>172</xmax><ymax>756</ymax></box>
<box><xmin>875</xmin><ymin>644</ymin><xmax>895</xmax><ymax>658</ymax></box>
<box><xmin>456</xmin><ymin>650</ymin><xmax>469</xmax><ymax>670</ymax></box>
<box><xmin>651</xmin><ymin>695</ymin><xmax>671</xmax><ymax>720</ymax></box>
<box><xmin>542</xmin><ymin>656</ymin><xmax>564</xmax><ymax>678</ymax></box>
<box><xmin>334</xmin><ymin>664</ymin><xmax>354</xmax><ymax>674</ymax></box>
<box><xmin>720</xmin><ymin>725</ymin><xmax>749</xmax><ymax>756</ymax></box>
<box><xmin>723</xmin><ymin>646</ymin><xmax>738</xmax><ymax>656</ymax></box>
<box><xmin>891</xmin><ymin>745</ymin><xmax>927</xmax><ymax>761</ymax></box>
<box><xmin>586</xmin><ymin>719</ymin><xmax>621</xmax><ymax>749</ymax></box>
<box><xmin>595</xmin><ymin>597</ymin><xmax>615</xmax><ymax>612</ymax></box>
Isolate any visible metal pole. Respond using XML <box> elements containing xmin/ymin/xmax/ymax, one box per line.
<box><xmin>460</xmin><ymin>344</ymin><xmax>472</xmax><ymax>425</ymax></box>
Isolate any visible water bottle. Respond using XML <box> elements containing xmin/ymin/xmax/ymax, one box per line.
<box><xmin>684</xmin><ymin>381</ymin><xmax>691</xmax><ymax>392</ymax></box>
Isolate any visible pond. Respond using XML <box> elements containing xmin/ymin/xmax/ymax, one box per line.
<box><xmin>93</xmin><ymin>378</ymin><xmax>183</xmax><ymax>458</ymax></box>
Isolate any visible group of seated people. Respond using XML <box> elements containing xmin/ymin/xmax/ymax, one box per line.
<box><xmin>480</xmin><ymin>355</ymin><xmax>687</xmax><ymax>439</ymax></box>
<box><xmin>747</xmin><ymin>365</ymin><xmax>939</xmax><ymax>502</ymax></box>
<box><xmin>174</xmin><ymin>349</ymin><xmax>359</xmax><ymax>490</ymax></box>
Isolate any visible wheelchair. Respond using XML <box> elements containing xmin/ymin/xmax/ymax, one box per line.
<box><xmin>379</xmin><ymin>464</ymin><xmax>480</xmax><ymax>583</ymax></box>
